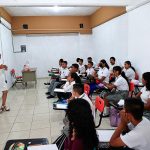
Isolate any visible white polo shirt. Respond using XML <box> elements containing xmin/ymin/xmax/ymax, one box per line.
<box><xmin>60</xmin><ymin>68</ymin><xmax>69</xmax><ymax>79</ymax></box>
<box><xmin>114</xmin><ymin>75</ymin><xmax>129</xmax><ymax>91</ymax></box>
<box><xmin>86</xmin><ymin>67</ymin><xmax>95</xmax><ymax>76</ymax></box>
<box><xmin>121</xmin><ymin>117</ymin><xmax>150</xmax><ymax>150</ymax></box>
<box><xmin>123</xmin><ymin>68</ymin><xmax>135</xmax><ymax>81</ymax></box>
<box><xmin>109</xmin><ymin>64</ymin><xmax>117</xmax><ymax>73</ymax></box>
<box><xmin>63</xmin><ymin>81</ymin><xmax>75</xmax><ymax>93</ymax></box>
<box><xmin>140</xmin><ymin>86</ymin><xmax>150</xmax><ymax>103</ymax></box>
<box><xmin>97</xmin><ymin>67</ymin><xmax>110</xmax><ymax>83</ymax></box>
<box><xmin>79</xmin><ymin>64</ymin><xmax>86</xmax><ymax>74</ymax></box>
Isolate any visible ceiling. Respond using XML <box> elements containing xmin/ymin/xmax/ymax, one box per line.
<box><xmin>4</xmin><ymin>7</ymin><xmax>100</xmax><ymax>16</ymax></box>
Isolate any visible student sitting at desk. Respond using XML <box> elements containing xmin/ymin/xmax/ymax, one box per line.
<box><xmin>86</xmin><ymin>61</ymin><xmax>95</xmax><ymax>76</ymax></box>
<box><xmin>135</xmin><ymin>72</ymin><xmax>150</xmax><ymax>120</ymax></box>
<box><xmin>46</xmin><ymin>61</ymin><xmax>69</xmax><ymax>99</ymax></box>
<box><xmin>64</xmin><ymin>100</ymin><xmax>99</xmax><ymax>150</ymax></box>
<box><xmin>57</xmin><ymin>73</ymin><xmax>81</xmax><ymax>100</ymax></box>
<box><xmin>123</xmin><ymin>61</ymin><xmax>135</xmax><ymax>81</ymax></box>
<box><xmin>70</xmin><ymin>63</ymin><xmax>79</xmax><ymax>75</ymax></box>
<box><xmin>110</xmin><ymin>98</ymin><xmax>150</xmax><ymax>150</ymax></box>
<box><xmin>87</xmin><ymin>57</ymin><xmax>96</xmax><ymax>68</ymax></box>
<box><xmin>78</xmin><ymin>59</ymin><xmax>86</xmax><ymax>75</ymax></box>
<box><xmin>89</xmin><ymin>59</ymin><xmax>110</xmax><ymax>94</ymax></box>
<box><xmin>102</xmin><ymin>66</ymin><xmax>129</xmax><ymax>116</ymax></box>
<box><xmin>68</xmin><ymin>84</ymin><xmax>95</xmax><ymax>117</ymax></box>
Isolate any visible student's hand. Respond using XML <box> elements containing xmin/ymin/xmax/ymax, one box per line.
<box><xmin>120</xmin><ymin>110</ymin><xmax>128</xmax><ymax>127</ymax></box>
<box><xmin>3</xmin><ymin>65</ymin><xmax>8</xmax><ymax>70</ymax></box>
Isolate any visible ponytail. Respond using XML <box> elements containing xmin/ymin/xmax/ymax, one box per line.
<box><xmin>125</xmin><ymin>61</ymin><xmax>136</xmax><ymax>73</ymax></box>
<box><xmin>121</xmin><ymin>71</ymin><xmax>129</xmax><ymax>87</ymax></box>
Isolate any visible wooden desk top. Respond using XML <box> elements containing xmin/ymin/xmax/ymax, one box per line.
<box><xmin>22</xmin><ymin>68</ymin><xmax>37</xmax><ymax>73</ymax></box>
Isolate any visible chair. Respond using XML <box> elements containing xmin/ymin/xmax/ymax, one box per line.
<box><xmin>84</xmin><ymin>83</ymin><xmax>90</xmax><ymax>96</ymax></box>
<box><xmin>129</xmin><ymin>82</ymin><xmax>135</xmax><ymax>98</ymax></box>
<box><xmin>10</xmin><ymin>69</ymin><xmax>23</xmax><ymax>87</ymax></box>
<box><xmin>95</xmin><ymin>96</ymin><xmax>105</xmax><ymax>128</ymax></box>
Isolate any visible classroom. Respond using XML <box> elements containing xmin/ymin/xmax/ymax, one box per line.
<box><xmin>0</xmin><ymin>0</ymin><xmax>150</xmax><ymax>150</ymax></box>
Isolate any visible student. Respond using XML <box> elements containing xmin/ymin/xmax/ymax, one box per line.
<box><xmin>69</xmin><ymin>84</ymin><xmax>95</xmax><ymax>117</ymax></box>
<box><xmin>0</xmin><ymin>54</ymin><xmax>10</xmax><ymax>112</ymax></box>
<box><xmin>78</xmin><ymin>59</ymin><xmax>86</xmax><ymax>74</ymax></box>
<box><xmin>70</xmin><ymin>63</ymin><xmax>79</xmax><ymax>75</ymax></box>
<box><xmin>135</xmin><ymin>72</ymin><xmax>150</xmax><ymax>120</ymax></box>
<box><xmin>87</xmin><ymin>57</ymin><xmax>96</xmax><ymax>68</ymax></box>
<box><xmin>123</xmin><ymin>61</ymin><xmax>135</xmax><ymax>81</ymax></box>
<box><xmin>109</xmin><ymin>57</ymin><xmax>117</xmax><ymax>74</ymax></box>
<box><xmin>89</xmin><ymin>59</ymin><xmax>110</xmax><ymax>94</ymax></box>
<box><xmin>76</xmin><ymin>58</ymin><xmax>80</xmax><ymax>64</ymax></box>
<box><xmin>103</xmin><ymin>66</ymin><xmax>129</xmax><ymax>116</ymax></box>
<box><xmin>57</xmin><ymin>73</ymin><xmax>81</xmax><ymax>100</ymax></box>
<box><xmin>59</xmin><ymin>61</ymin><xmax>70</xmax><ymax>79</ymax></box>
<box><xmin>96</xmin><ymin>59</ymin><xmax>110</xmax><ymax>83</ymax></box>
<box><xmin>64</xmin><ymin>99</ymin><xmax>99</xmax><ymax>150</ymax></box>
<box><xmin>86</xmin><ymin>61</ymin><xmax>94</xmax><ymax>76</ymax></box>
<box><xmin>110</xmin><ymin>98</ymin><xmax>150</xmax><ymax>150</ymax></box>
<box><xmin>46</xmin><ymin>61</ymin><xmax>69</xmax><ymax>98</ymax></box>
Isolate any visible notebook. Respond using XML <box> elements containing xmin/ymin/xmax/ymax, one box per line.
<box><xmin>97</xmin><ymin>130</ymin><xmax>115</xmax><ymax>142</ymax></box>
<box><xmin>54</xmin><ymin>88</ymin><xmax>65</xmax><ymax>93</ymax></box>
<box><xmin>28</xmin><ymin>144</ymin><xmax>58</xmax><ymax>150</ymax></box>
<box><xmin>53</xmin><ymin>103</ymin><xmax>68</xmax><ymax>110</ymax></box>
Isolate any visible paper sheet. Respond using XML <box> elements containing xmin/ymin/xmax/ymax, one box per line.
<box><xmin>118</xmin><ymin>99</ymin><xmax>124</xmax><ymax>106</ymax></box>
<box><xmin>28</xmin><ymin>144</ymin><xmax>58</xmax><ymax>150</ymax></box>
<box><xmin>61</xmin><ymin>78</ymin><xmax>67</xmax><ymax>81</ymax></box>
<box><xmin>54</xmin><ymin>103</ymin><xmax>68</xmax><ymax>109</ymax></box>
<box><xmin>54</xmin><ymin>88</ymin><xmax>65</xmax><ymax>93</ymax></box>
<box><xmin>97</xmin><ymin>130</ymin><xmax>115</xmax><ymax>142</ymax></box>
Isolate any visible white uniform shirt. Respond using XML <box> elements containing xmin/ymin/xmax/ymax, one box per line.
<box><xmin>123</xmin><ymin>68</ymin><xmax>135</xmax><ymax>81</ymax></box>
<box><xmin>63</xmin><ymin>81</ymin><xmax>75</xmax><ymax>93</ymax></box>
<box><xmin>140</xmin><ymin>86</ymin><xmax>150</xmax><ymax>103</ymax></box>
<box><xmin>86</xmin><ymin>68</ymin><xmax>94</xmax><ymax>76</ymax></box>
<box><xmin>79</xmin><ymin>93</ymin><xmax>95</xmax><ymax>118</ymax></box>
<box><xmin>109</xmin><ymin>64</ymin><xmax>117</xmax><ymax>73</ymax></box>
<box><xmin>121</xmin><ymin>117</ymin><xmax>150</xmax><ymax>150</ymax></box>
<box><xmin>79</xmin><ymin>64</ymin><xmax>86</xmax><ymax>74</ymax></box>
<box><xmin>60</xmin><ymin>68</ymin><xmax>69</xmax><ymax>79</ymax></box>
<box><xmin>97</xmin><ymin>67</ymin><xmax>110</xmax><ymax>83</ymax></box>
<box><xmin>114</xmin><ymin>75</ymin><xmax>129</xmax><ymax>91</ymax></box>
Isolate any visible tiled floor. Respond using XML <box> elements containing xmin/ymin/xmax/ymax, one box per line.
<box><xmin>0</xmin><ymin>79</ymin><xmax>112</xmax><ymax>149</ymax></box>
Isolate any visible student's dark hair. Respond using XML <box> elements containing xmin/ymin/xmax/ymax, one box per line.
<box><xmin>70</xmin><ymin>72</ymin><xmax>81</xmax><ymax>84</ymax></box>
<box><xmin>63</xmin><ymin>61</ymin><xmax>67</xmax><ymax>65</ymax></box>
<box><xmin>110</xmin><ymin>57</ymin><xmax>116</xmax><ymax>61</ymax></box>
<box><xmin>72</xmin><ymin>63</ymin><xmax>79</xmax><ymax>69</ymax></box>
<box><xmin>73</xmin><ymin>84</ymin><xmax>84</xmax><ymax>95</ymax></box>
<box><xmin>100</xmin><ymin>59</ymin><xmax>109</xmax><ymax>69</ymax></box>
<box><xmin>143</xmin><ymin>72</ymin><xmax>150</xmax><ymax>91</ymax></box>
<box><xmin>67</xmin><ymin>99</ymin><xmax>99</xmax><ymax>150</ymax></box>
<box><xmin>88</xmin><ymin>61</ymin><xmax>93</xmax><ymax>66</ymax></box>
<box><xmin>113</xmin><ymin>66</ymin><xmax>129</xmax><ymax>86</ymax></box>
<box><xmin>59</xmin><ymin>59</ymin><xmax>63</xmax><ymax>63</ymax></box>
<box><xmin>76</xmin><ymin>58</ymin><xmax>80</xmax><ymax>62</ymax></box>
<box><xmin>125</xmin><ymin>98</ymin><xmax>144</xmax><ymax>120</ymax></box>
<box><xmin>79</xmin><ymin>58</ymin><xmax>83</xmax><ymax>62</ymax></box>
<box><xmin>88</xmin><ymin>57</ymin><xmax>92</xmax><ymax>60</ymax></box>
<box><xmin>125</xmin><ymin>61</ymin><xmax>136</xmax><ymax>72</ymax></box>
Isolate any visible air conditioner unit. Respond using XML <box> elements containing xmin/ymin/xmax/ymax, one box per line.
<box><xmin>0</xmin><ymin>17</ymin><xmax>11</xmax><ymax>30</ymax></box>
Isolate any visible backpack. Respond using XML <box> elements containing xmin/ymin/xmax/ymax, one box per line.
<box><xmin>110</xmin><ymin>107</ymin><xmax>120</xmax><ymax>127</ymax></box>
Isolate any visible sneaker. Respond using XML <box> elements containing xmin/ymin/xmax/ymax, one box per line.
<box><xmin>1</xmin><ymin>105</ymin><xmax>10</xmax><ymax>111</ymax></box>
<box><xmin>0</xmin><ymin>108</ymin><xmax>3</xmax><ymax>113</ymax></box>
<box><xmin>47</xmin><ymin>95</ymin><xmax>55</xmax><ymax>99</ymax></box>
<box><xmin>45</xmin><ymin>92</ymin><xmax>50</xmax><ymax>95</ymax></box>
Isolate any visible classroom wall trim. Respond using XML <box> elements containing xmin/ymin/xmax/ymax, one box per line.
<box><xmin>0</xmin><ymin>7</ymin><xmax>12</xmax><ymax>23</ymax></box>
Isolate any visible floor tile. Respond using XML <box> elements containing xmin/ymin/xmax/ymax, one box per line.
<box><xmin>31</xmin><ymin>120</ymin><xmax>50</xmax><ymax>130</ymax></box>
<box><xmin>11</xmin><ymin>123</ymin><xmax>31</xmax><ymax>132</ymax></box>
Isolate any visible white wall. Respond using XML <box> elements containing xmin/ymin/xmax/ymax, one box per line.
<box><xmin>13</xmin><ymin>34</ymin><xmax>93</xmax><ymax>78</ymax></box>
<box><xmin>0</xmin><ymin>23</ymin><xmax>15</xmax><ymax>89</ymax></box>
<box><xmin>128</xmin><ymin>2</ymin><xmax>150</xmax><ymax>77</ymax></box>
<box><xmin>92</xmin><ymin>13</ymin><xmax>128</xmax><ymax>66</ymax></box>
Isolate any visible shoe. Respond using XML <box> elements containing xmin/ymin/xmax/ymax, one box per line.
<box><xmin>0</xmin><ymin>108</ymin><xmax>3</xmax><ymax>113</ymax></box>
<box><xmin>45</xmin><ymin>92</ymin><xmax>50</xmax><ymax>95</ymax></box>
<box><xmin>1</xmin><ymin>105</ymin><xmax>10</xmax><ymax>111</ymax></box>
<box><xmin>47</xmin><ymin>95</ymin><xmax>55</xmax><ymax>99</ymax></box>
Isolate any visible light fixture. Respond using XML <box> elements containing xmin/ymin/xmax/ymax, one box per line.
<box><xmin>53</xmin><ymin>5</ymin><xmax>59</xmax><ymax>12</ymax></box>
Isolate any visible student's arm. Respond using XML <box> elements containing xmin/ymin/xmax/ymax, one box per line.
<box><xmin>103</xmin><ymin>82</ymin><xmax>116</xmax><ymax>90</ymax></box>
<box><xmin>135</xmin><ymin>92</ymin><xmax>142</xmax><ymax>99</ymax></box>
<box><xmin>110</xmin><ymin>110</ymin><xmax>128</xmax><ymax>147</ymax></box>
<box><xmin>144</xmin><ymin>99</ymin><xmax>150</xmax><ymax>110</ymax></box>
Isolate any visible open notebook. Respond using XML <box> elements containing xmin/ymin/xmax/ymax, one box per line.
<box><xmin>97</xmin><ymin>130</ymin><xmax>115</xmax><ymax>142</ymax></box>
<box><xmin>28</xmin><ymin>144</ymin><xmax>58</xmax><ymax>150</ymax></box>
<box><xmin>53</xmin><ymin>103</ymin><xmax>68</xmax><ymax>110</ymax></box>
